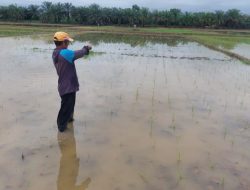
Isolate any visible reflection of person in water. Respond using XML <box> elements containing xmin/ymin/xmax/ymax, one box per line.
<box><xmin>57</xmin><ymin>124</ymin><xmax>91</xmax><ymax>190</ymax></box>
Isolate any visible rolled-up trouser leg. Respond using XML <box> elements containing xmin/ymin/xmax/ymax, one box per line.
<box><xmin>57</xmin><ymin>92</ymin><xmax>76</xmax><ymax>132</ymax></box>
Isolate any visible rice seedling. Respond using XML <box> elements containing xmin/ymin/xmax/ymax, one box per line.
<box><xmin>119</xmin><ymin>94</ymin><xmax>122</xmax><ymax>103</ymax></box>
<box><xmin>149</xmin><ymin>112</ymin><xmax>155</xmax><ymax>138</ymax></box>
<box><xmin>224</xmin><ymin>102</ymin><xmax>228</xmax><ymax>112</ymax></box>
<box><xmin>168</xmin><ymin>94</ymin><xmax>171</xmax><ymax>108</ymax></box>
<box><xmin>162</xmin><ymin>63</ymin><xmax>168</xmax><ymax>85</ymax></box>
<box><xmin>209</xmin><ymin>160</ymin><xmax>215</xmax><ymax>170</ymax></box>
<box><xmin>170</xmin><ymin>113</ymin><xmax>176</xmax><ymax>131</ymax></box>
<box><xmin>240</xmin><ymin>99</ymin><xmax>244</xmax><ymax>108</ymax></box>
<box><xmin>139</xmin><ymin>173</ymin><xmax>149</xmax><ymax>184</ymax></box>
<box><xmin>231</xmin><ymin>139</ymin><xmax>235</xmax><ymax>147</ymax></box>
<box><xmin>136</xmin><ymin>87</ymin><xmax>139</xmax><ymax>102</ymax></box>
<box><xmin>207</xmin><ymin>152</ymin><xmax>215</xmax><ymax>170</ymax></box>
<box><xmin>176</xmin><ymin>167</ymin><xmax>184</xmax><ymax>185</ymax></box>
<box><xmin>152</xmin><ymin>69</ymin><xmax>157</xmax><ymax>106</ymax></box>
<box><xmin>110</xmin><ymin>110</ymin><xmax>114</xmax><ymax>121</ymax></box>
<box><xmin>177</xmin><ymin>151</ymin><xmax>181</xmax><ymax>164</ymax></box>
<box><xmin>192</xmin><ymin>106</ymin><xmax>195</xmax><ymax>118</ymax></box>
<box><xmin>221</xmin><ymin>177</ymin><xmax>225</xmax><ymax>189</ymax></box>
<box><xmin>224</xmin><ymin>128</ymin><xmax>228</xmax><ymax>140</ymax></box>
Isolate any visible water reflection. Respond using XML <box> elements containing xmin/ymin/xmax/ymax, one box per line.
<box><xmin>74</xmin><ymin>33</ymin><xmax>188</xmax><ymax>47</ymax></box>
<box><xmin>57</xmin><ymin>125</ymin><xmax>91</xmax><ymax>190</ymax></box>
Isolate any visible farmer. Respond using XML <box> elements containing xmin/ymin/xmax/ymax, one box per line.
<box><xmin>52</xmin><ymin>32</ymin><xmax>92</xmax><ymax>132</ymax></box>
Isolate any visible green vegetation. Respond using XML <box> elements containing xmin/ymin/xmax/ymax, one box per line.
<box><xmin>192</xmin><ymin>35</ymin><xmax>250</xmax><ymax>49</ymax></box>
<box><xmin>0</xmin><ymin>24</ymin><xmax>72</xmax><ymax>37</ymax></box>
<box><xmin>0</xmin><ymin>2</ymin><xmax>250</xmax><ymax>29</ymax></box>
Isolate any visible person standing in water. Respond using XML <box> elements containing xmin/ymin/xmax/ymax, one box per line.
<box><xmin>52</xmin><ymin>32</ymin><xmax>92</xmax><ymax>132</ymax></box>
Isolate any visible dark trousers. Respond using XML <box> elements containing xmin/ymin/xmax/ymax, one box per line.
<box><xmin>57</xmin><ymin>92</ymin><xmax>76</xmax><ymax>132</ymax></box>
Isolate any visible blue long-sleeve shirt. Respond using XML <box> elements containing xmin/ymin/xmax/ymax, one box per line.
<box><xmin>52</xmin><ymin>47</ymin><xmax>89</xmax><ymax>96</ymax></box>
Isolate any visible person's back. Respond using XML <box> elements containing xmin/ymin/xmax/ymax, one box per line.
<box><xmin>52</xmin><ymin>47</ymin><xmax>81</xmax><ymax>96</ymax></box>
<box><xmin>52</xmin><ymin>32</ymin><xmax>92</xmax><ymax>132</ymax></box>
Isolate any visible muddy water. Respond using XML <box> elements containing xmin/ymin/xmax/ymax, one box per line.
<box><xmin>0</xmin><ymin>34</ymin><xmax>250</xmax><ymax>190</ymax></box>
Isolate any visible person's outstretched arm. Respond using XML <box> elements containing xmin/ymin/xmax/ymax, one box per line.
<box><xmin>59</xmin><ymin>45</ymin><xmax>92</xmax><ymax>64</ymax></box>
<box><xmin>74</xmin><ymin>46</ymin><xmax>92</xmax><ymax>61</ymax></box>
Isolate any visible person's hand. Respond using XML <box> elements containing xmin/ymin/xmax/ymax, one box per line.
<box><xmin>87</xmin><ymin>45</ymin><xmax>92</xmax><ymax>51</ymax></box>
<box><xmin>85</xmin><ymin>41</ymin><xmax>92</xmax><ymax>51</ymax></box>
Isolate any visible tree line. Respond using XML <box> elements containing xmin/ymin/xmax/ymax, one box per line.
<box><xmin>0</xmin><ymin>2</ymin><xmax>250</xmax><ymax>29</ymax></box>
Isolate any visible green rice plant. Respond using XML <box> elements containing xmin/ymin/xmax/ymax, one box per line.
<box><xmin>209</xmin><ymin>163</ymin><xmax>215</xmax><ymax>170</ymax></box>
<box><xmin>172</xmin><ymin>113</ymin><xmax>175</xmax><ymax>123</ymax></box>
<box><xmin>162</xmin><ymin>63</ymin><xmax>168</xmax><ymax>85</ymax></box>
<box><xmin>224</xmin><ymin>128</ymin><xmax>228</xmax><ymax>140</ymax></box>
<box><xmin>176</xmin><ymin>167</ymin><xmax>184</xmax><ymax>185</ymax></box>
<box><xmin>170</xmin><ymin>113</ymin><xmax>176</xmax><ymax>131</ymax></box>
<box><xmin>110</xmin><ymin>110</ymin><xmax>114</xmax><ymax>121</ymax></box>
<box><xmin>138</xmin><ymin>173</ymin><xmax>149</xmax><ymax>184</ymax></box>
<box><xmin>136</xmin><ymin>87</ymin><xmax>139</xmax><ymax>102</ymax></box>
<box><xmin>177</xmin><ymin>152</ymin><xmax>181</xmax><ymax>164</ymax></box>
<box><xmin>192</xmin><ymin>106</ymin><xmax>194</xmax><ymax>118</ymax></box>
<box><xmin>221</xmin><ymin>177</ymin><xmax>225</xmax><ymax>189</ymax></box>
<box><xmin>119</xmin><ymin>94</ymin><xmax>122</xmax><ymax>103</ymax></box>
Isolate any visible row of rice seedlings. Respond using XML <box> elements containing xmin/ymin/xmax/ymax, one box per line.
<box><xmin>170</xmin><ymin>113</ymin><xmax>176</xmax><ymax>131</ymax></box>
<box><xmin>150</xmin><ymin>66</ymin><xmax>157</xmax><ymax>137</ymax></box>
<box><xmin>176</xmin><ymin>146</ymin><xmax>183</xmax><ymax>185</ymax></box>
<box><xmin>152</xmin><ymin>69</ymin><xmax>157</xmax><ymax>106</ymax></box>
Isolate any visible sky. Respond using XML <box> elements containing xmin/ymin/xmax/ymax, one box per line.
<box><xmin>1</xmin><ymin>0</ymin><xmax>250</xmax><ymax>13</ymax></box>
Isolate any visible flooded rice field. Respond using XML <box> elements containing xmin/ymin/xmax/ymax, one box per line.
<box><xmin>0</xmin><ymin>34</ymin><xmax>250</xmax><ymax>190</ymax></box>
<box><xmin>231</xmin><ymin>44</ymin><xmax>250</xmax><ymax>59</ymax></box>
